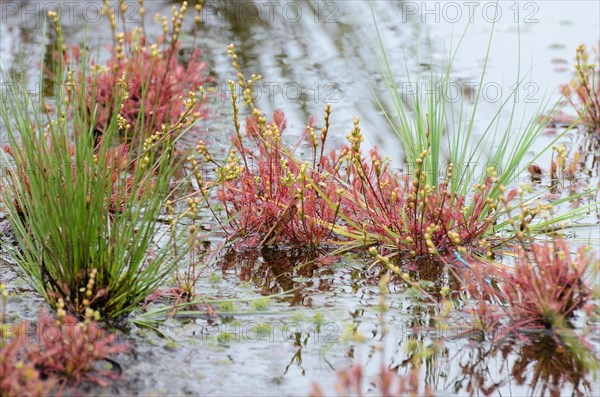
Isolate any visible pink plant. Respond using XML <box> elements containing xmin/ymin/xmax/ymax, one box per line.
<box><xmin>48</xmin><ymin>2</ymin><xmax>209</xmax><ymax>139</ymax></box>
<box><xmin>88</xmin><ymin>39</ymin><xmax>208</xmax><ymax>138</ymax></box>
<box><xmin>457</xmin><ymin>239</ymin><xmax>597</xmax><ymax>344</ymax></box>
<box><xmin>560</xmin><ymin>43</ymin><xmax>600</xmax><ymax>135</ymax></box>
<box><xmin>497</xmin><ymin>240</ymin><xmax>596</xmax><ymax>335</ymax></box>
<box><xmin>216</xmin><ymin>108</ymin><xmax>342</xmax><ymax>250</ymax></box>
<box><xmin>1</xmin><ymin>310</ymin><xmax>126</xmax><ymax>395</ymax></box>
<box><xmin>31</xmin><ymin>311</ymin><xmax>128</xmax><ymax>387</ymax></box>
<box><xmin>0</xmin><ymin>321</ymin><xmax>56</xmax><ymax>397</ymax></box>
<box><xmin>333</xmin><ymin>119</ymin><xmax>515</xmax><ymax>259</ymax></box>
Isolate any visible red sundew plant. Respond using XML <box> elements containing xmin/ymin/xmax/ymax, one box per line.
<box><xmin>29</xmin><ymin>310</ymin><xmax>127</xmax><ymax>388</ymax></box>
<box><xmin>1</xmin><ymin>321</ymin><xmax>57</xmax><ymax>397</ymax></box>
<box><xmin>560</xmin><ymin>43</ymin><xmax>600</xmax><ymax>135</ymax></box>
<box><xmin>61</xmin><ymin>1</ymin><xmax>209</xmax><ymax>139</ymax></box>
<box><xmin>1</xmin><ymin>314</ymin><xmax>126</xmax><ymax>394</ymax></box>
<box><xmin>1</xmin><ymin>286</ymin><xmax>126</xmax><ymax>394</ymax></box>
<box><xmin>327</xmin><ymin>118</ymin><xmax>516</xmax><ymax>259</ymax></box>
<box><xmin>215</xmin><ymin>107</ymin><xmax>342</xmax><ymax>250</ymax></box>
<box><xmin>496</xmin><ymin>239</ymin><xmax>597</xmax><ymax>336</ymax></box>
<box><xmin>454</xmin><ymin>238</ymin><xmax>598</xmax><ymax>346</ymax></box>
<box><xmin>193</xmin><ymin>44</ymin><xmax>342</xmax><ymax>251</ymax></box>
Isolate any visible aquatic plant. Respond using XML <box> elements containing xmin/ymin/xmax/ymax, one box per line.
<box><xmin>43</xmin><ymin>1</ymin><xmax>208</xmax><ymax>140</ymax></box>
<box><xmin>365</xmin><ymin>11</ymin><xmax>594</xmax><ymax>256</ymax></box>
<box><xmin>203</xmin><ymin>45</ymin><xmax>341</xmax><ymax>250</ymax></box>
<box><xmin>450</xmin><ymin>237</ymin><xmax>598</xmax><ymax>356</ymax></box>
<box><xmin>28</xmin><ymin>309</ymin><xmax>127</xmax><ymax>388</ymax></box>
<box><xmin>1</xmin><ymin>286</ymin><xmax>55</xmax><ymax>397</ymax></box>
<box><xmin>0</xmin><ymin>315</ymin><xmax>125</xmax><ymax>394</ymax></box>
<box><xmin>497</xmin><ymin>239</ymin><xmax>597</xmax><ymax>335</ymax></box>
<box><xmin>373</xmin><ymin>16</ymin><xmax>560</xmax><ymax>198</ymax></box>
<box><xmin>307</xmin><ymin>14</ymin><xmax>599</xmax><ymax>262</ymax></box>
<box><xmin>74</xmin><ymin>0</ymin><xmax>209</xmax><ymax>139</ymax></box>
<box><xmin>0</xmin><ymin>285</ymin><xmax>126</xmax><ymax>395</ymax></box>
<box><xmin>0</xmin><ymin>12</ymin><xmax>190</xmax><ymax>319</ymax></box>
<box><xmin>560</xmin><ymin>44</ymin><xmax>600</xmax><ymax>135</ymax></box>
<box><xmin>1</xmin><ymin>321</ymin><xmax>57</xmax><ymax>397</ymax></box>
<box><xmin>212</xmin><ymin>50</ymin><xmax>523</xmax><ymax>257</ymax></box>
<box><xmin>322</xmin><ymin>122</ymin><xmax>515</xmax><ymax>258</ymax></box>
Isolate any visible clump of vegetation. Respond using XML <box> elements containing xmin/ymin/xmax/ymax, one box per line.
<box><xmin>40</xmin><ymin>0</ymin><xmax>208</xmax><ymax>141</ymax></box>
<box><xmin>1</xmin><ymin>319</ymin><xmax>57</xmax><ymax>397</ymax></box>
<box><xmin>0</xmin><ymin>11</ymin><xmax>193</xmax><ymax>319</ymax></box>
<box><xmin>0</xmin><ymin>285</ymin><xmax>126</xmax><ymax>395</ymax></box>
<box><xmin>357</xmin><ymin>14</ymin><xmax>596</xmax><ymax>261</ymax></box>
<box><xmin>195</xmin><ymin>45</ymin><xmax>341</xmax><ymax>251</ymax></box>
<box><xmin>560</xmin><ymin>43</ymin><xmax>600</xmax><ymax>135</ymax></box>
<box><xmin>194</xmin><ymin>44</ymin><xmax>576</xmax><ymax>262</ymax></box>
<box><xmin>77</xmin><ymin>0</ymin><xmax>208</xmax><ymax>139</ymax></box>
<box><xmin>497</xmin><ymin>239</ymin><xmax>597</xmax><ymax>334</ymax></box>
<box><xmin>454</xmin><ymin>237</ymin><xmax>598</xmax><ymax>348</ymax></box>
<box><xmin>325</xmin><ymin>121</ymin><xmax>516</xmax><ymax>259</ymax></box>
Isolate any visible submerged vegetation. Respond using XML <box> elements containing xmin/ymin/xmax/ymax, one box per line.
<box><xmin>0</xmin><ymin>1</ymin><xmax>598</xmax><ymax>396</ymax></box>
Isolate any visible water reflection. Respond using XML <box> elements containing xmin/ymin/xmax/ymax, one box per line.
<box><xmin>447</xmin><ymin>333</ymin><xmax>596</xmax><ymax>396</ymax></box>
<box><xmin>220</xmin><ymin>247</ymin><xmax>334</xmax><ymax>305</ymax></box>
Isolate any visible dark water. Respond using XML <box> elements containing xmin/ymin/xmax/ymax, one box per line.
<box><xmin>1</xmin><ymin>1</ymin><xmax>599</xmax><ymax>396</ymax></box>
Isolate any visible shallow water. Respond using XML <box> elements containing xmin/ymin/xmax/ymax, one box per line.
<box><xmin>1</xmin><ymin>1</ymin><xmax>599</xmax><ymax>396</ymax></box>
